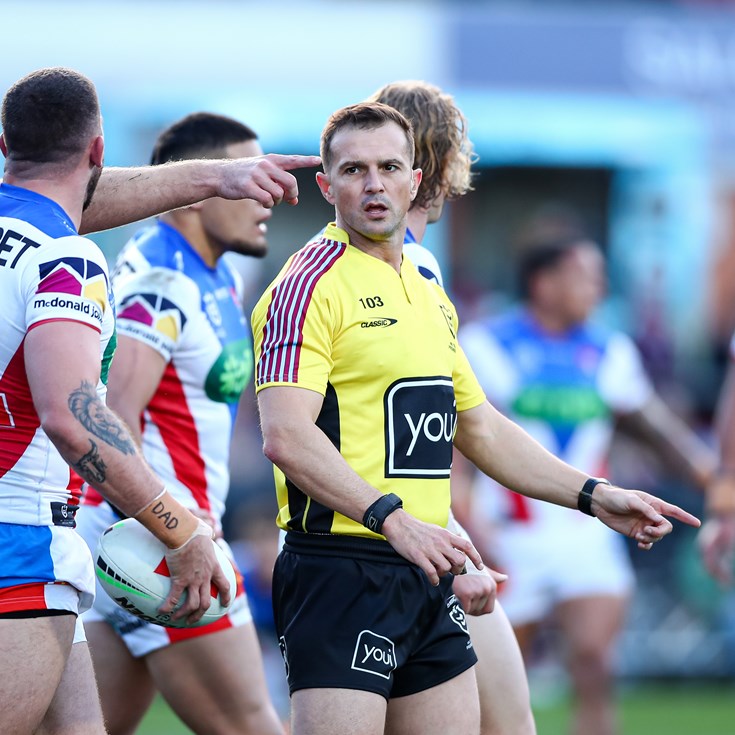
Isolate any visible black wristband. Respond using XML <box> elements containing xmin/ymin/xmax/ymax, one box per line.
<box><xmin>362</xmin><ymin>493</ymin><xmax>403</xmax><ymax>534</ymax></box>
<box><xmin>577</xmin><ymin>477</ymin><xmax>611</xmax><ymax>517</ymax></box>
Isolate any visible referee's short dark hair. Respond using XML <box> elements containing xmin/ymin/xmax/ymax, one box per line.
<box><xmin>517</xmin><ymin>233</ymin><xmax>592</xmax><ymax>299</ymax></box>
<box><xmin>1</xmin><ymin>67</ymin><xmax>100</xmax><ymax>166</ymax></box>
<box><xmin>320</xmin><ymin>102</ymin><xmax>415</xmax><ymax>171</ymax></box>
<box><xmin>150</xmin><ymin>112</ymin><xmax>257</xmax><ymax>165</ymax></box>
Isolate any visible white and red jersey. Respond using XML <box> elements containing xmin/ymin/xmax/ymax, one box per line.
<box><xmin>0</xmin><ymin>183</ymin><xmax>115</xmax><ymax>528</ymax></box>
<box><xmin>84</xmin><ymin>222</ymin><xmax>252</xmax><ymax>522</ymax></box>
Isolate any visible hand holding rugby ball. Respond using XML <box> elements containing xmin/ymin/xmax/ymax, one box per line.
<box><xmin>95</xmin><ymin>517</ymin><xmax>236</xmax><ymax>628</ymax></box>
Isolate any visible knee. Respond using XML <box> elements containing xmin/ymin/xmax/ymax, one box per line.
<box><xmin>568</xmin><ymin>644</ymin><xmax>614</xmax><ymax>689</ymax></box>
<box><xmin>478</xmin><ymin>677</ymin><xmax>536</xmax><ymax>735</ymax></box>
<box><xmin>481</xmin><ymin>705</ymin><xmax>536</xmax><ymax>735</ymax></box>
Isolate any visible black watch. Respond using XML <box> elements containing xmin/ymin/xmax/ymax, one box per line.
<box><xmin>577</xmin><ymin>477</ymin><xmax>611</xmax><ymax>517</ymax></box>
<box><xmin>362</xmin><ymin>493</ymin><xmax>403</xmax><ymax>534</ymax></box>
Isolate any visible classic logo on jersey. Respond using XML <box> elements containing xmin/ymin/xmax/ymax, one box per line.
<box><xmin>205</xmin><ymin>339</ymin><xmax>253</xmax><ymax>404</ymax></box>
<box><xmin>384</xmin><ymin>377</ymin><xmax>456</xmax><ymax>478</ymax></box>
<box><xmin>351</xmin><ymin>630</ymin><xmax>396</xmax><ymax>679</ymax></box>
<box><xmin>117</xmin><ymin>292</ymin><xmax>187</xmax><ymax>344</ymax></box>
<box><xmin>361</xmin><ymin>318</ymin><xmax>397</xmax><ymax>329</ymax></box>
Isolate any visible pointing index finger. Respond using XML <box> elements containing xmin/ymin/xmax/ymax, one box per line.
<box><xmin>266</xmin><ymin>154</ymin><xmax>321</xmax><ymax>171</ymax></box>
<box><xmin>452</xmin><ymin>534</ymin><xmax>484</xmax><ymax>571</ymax></box>
<box><xmin>661</xmin><ymin>502</ymin><xmax>702</xmax><ymax>528</ymax></box>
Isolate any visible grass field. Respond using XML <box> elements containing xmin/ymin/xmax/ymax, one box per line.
<box><xmin>138</xmin><ymin>681</ymin><xmax>735</xmax><ymax>734</ymax></box>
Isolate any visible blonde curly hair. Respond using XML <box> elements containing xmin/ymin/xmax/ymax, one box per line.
<box><xmin>368</xmin><ymin>80</ymin><xmax>476</xmax><ymax>209</ymax></box>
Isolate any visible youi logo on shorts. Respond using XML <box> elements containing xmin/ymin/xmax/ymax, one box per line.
<box><xmin>351</xmin><ymin>630</ymin><xmax>397</xmax><ymax>680</ymax></box>
<box><xmin>384</xmin><ymin>377</ymin><xmax>456</xmax><ymax>478</ymax></box>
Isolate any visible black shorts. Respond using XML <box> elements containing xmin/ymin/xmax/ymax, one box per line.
<box><xmin>273</xmin><ymin>532</ymin><xmax>476</xmax><ymax>699</ymax></box>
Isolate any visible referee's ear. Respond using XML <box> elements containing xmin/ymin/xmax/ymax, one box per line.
<box><xmin>316</xmin><ymin>171</ymin><xmax>334</xmax><ymax>205</ymax></box>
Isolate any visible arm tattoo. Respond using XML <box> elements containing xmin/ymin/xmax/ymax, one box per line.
<box><xmin>68</xmin><ymin>380</ymin><xmax>136</xmax><ymax>456</ymax></box>
<box><xmin>73</xmin><ymin>439</ymin><xmax>107</xmax><ymax>484</ymax></box>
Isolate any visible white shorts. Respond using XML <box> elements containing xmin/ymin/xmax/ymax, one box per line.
<box><xmin>493</xmin><ymin>515</ymin><xmax>635</xmax><ymax>626</ymax></box>
<box><xmin>76</xmin><ymin>502</ymin><xmax>253</xmax><ymax>658</ymax></box>
<box><xmin>0</xmin><ymin>521</ymin><xmax>96</xmax><ymax>628</ymax></box>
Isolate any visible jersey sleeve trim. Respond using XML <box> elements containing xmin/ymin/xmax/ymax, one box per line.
<box><xmin>255</xmin><ymin>238</ymin><xmax>346</xmax><ymax>388</ymax></box>
<box><xmin>254</xmin><ymin>378</ymin><xmax>328</xmax><ymax>396</ymax></box>
<box><xmin>27</xmin><ymin>317</ymin><xmax>101</xmax><ymax>335</ymax></box>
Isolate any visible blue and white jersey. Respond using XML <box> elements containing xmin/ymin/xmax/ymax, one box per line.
<box><xmin>0</xmin><ymin>183</ymin><xmax>114</xmax><ymax>606</ymax></box>
<box><xmin>0</xmin><ymin>183</ymin><xmax>115</xmax><ymax>527</ymax></box>
<box><xmin>85</xmin><ymin>222</ymin><xmax>251</xmax><ymax>522</ymax></box>
<box><xmin>460</xmin><ymin>308</ymin><xmax>653</xmax><ymax>524</ymax></box>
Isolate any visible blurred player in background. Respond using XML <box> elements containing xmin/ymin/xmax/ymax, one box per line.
<box><xmin>0</xmin><ymin>68</ymin><xmax>231</xmax><ymax>735</ymax></box>
<box><xmin>369</xmin><ymin>79</ymin><xmax>536</xmax><ymax>735</ymax></box>
<box><xmin>76</xmin><ymin>113</ymin><xmax>283</xmax><ymax>735</ymax></box>
<box><xmin>460</xmin><ymin>231</ymin><xmax>716</xmax><ymax>735</ymax></box>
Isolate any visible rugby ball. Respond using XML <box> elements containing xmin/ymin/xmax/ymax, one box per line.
<box><xmin>95</xmin><ymin>517</ymin><xmax>236</xmax><ymax>628</ymax></box>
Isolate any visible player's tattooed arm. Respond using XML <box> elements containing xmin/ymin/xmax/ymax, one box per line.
<box><xmin>68</xmin><ymin>380</ymin><xmax>136</xmax><ymax>456</ymax></box>
<box><xmin>73</xmin><ymin>439</ymin><xmax>108</xmax><ymax>484</ymax></box>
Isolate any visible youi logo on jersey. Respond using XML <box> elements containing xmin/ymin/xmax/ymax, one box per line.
<box><xmin>383</xmin><ymin>377</ymin><xmax>456</xmax><ymax>479</ymax></box>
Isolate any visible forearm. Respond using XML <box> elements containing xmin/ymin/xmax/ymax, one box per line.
<box><xmin>80</xmin><ymin>162</ymin><xmax>218</xmax><ymax>234</ymax></box>
<box><xmin>46</xmin><ymin>385</ymin><xmax>197</xmax><ymax>547</ymax></box>
<box><xmin>264</xmin><ymin>422</ymin><xmax>384</xmax><ymax>524</ymax></box>
<box><xmin>81</xmin><ymin>153</ymin><xmax>320</xmax><ymax>234</ymax></box>
<box><xmin>454</xmin><ymin>402</ymin><xmax>588</xmax><ymax>509</ymax></box>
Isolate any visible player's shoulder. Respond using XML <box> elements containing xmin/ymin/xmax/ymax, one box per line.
<box><xmin>22</xmin><ymin>232</ymin><xmax>109</xmax><ymax>281</ymax></box>
<box><xmin>283</xmin><ymin>228</ymin><xmax>349</xmax><ymax>282</ymax></box>
<box><xmin>121</xmin><ymin>222</ymin><xmax>185</xmax><ymax>270</ymax></box>
<box><xmin>114</xmin><ymin>226</ymin><xmax>201</xmax><ymax>297</ymax></box>
<box><xmin>113</xmin><ymin>249</ymin><xmax>200</xmax><ymax>322</ymax></box>
<box><xmin>403</xmin><ymin>242</ymin><xmax>443</xmax><ymax>287</ymax></box>
<box><xmin>253</xmin><ymin>229</ymin><xmax>348</xmax><ymax>328</ymax></box>
<box><xmin>0</xmin><ymin>184</ymin><xmax>79</xmax><ymax>242</ymax></box>
<box><xmin>117</xmin><ymin>262</ymin><xmax>198</xmax><ymax>295</ymax></box>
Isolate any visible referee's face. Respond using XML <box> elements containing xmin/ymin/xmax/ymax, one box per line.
<box><xmin>317</xmin><ymin>122</ymin><xmax>420</xmax><ymax>249</ymax></box>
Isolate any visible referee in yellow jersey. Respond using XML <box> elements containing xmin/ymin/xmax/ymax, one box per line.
<box><xmin>252</xmin><ymin>101</ymin><xmax>701</xmax><ymax>735</ymax></box>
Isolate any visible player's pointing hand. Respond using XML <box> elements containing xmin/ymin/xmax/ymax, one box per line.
<box><xmin>217</xmin><ymin>153</ymin><xmax>322</xmax><ymax>207</ymax></box>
